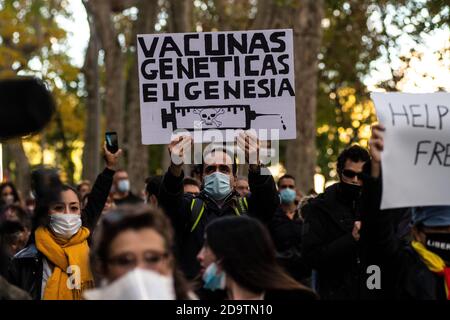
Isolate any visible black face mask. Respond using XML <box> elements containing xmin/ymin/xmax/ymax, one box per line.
<box><xmin>339</xmin><ymin>182</ymin><xmax>362</xmax><ymax>202</ymax></box>
<box><xmin>424</xmin><ymin>232</ymin><xmax>450</xmax><ymax>263</ymax></box>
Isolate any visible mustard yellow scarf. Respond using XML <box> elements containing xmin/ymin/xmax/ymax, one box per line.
<box><xmin>412</xmin><ymin>240</ymin><xmax>450</xmax><ymax>299</ymax></box>
<box><xmin>35</xmin><ymin>226</ymin><xmax>94</xmax><ymax>300</ymax></box>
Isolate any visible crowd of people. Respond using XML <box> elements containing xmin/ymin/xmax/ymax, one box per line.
<box><xmin>0</xmin><ymin>125</ymin><xmax>449</xmax><ymax>300</ymax></box>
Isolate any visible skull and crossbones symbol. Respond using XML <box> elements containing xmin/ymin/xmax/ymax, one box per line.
<box><xmin>193</xmin><ymin>108</ymin><xmax>225</xmax><ymax>127</ymax></box>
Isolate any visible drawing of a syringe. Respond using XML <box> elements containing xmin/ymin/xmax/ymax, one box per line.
<box><xmin>161</xmin><ymin>102</ymin><xmax>286</xmax><ymax>131</ymax></box>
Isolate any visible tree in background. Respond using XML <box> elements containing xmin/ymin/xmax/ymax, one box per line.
<box><xmin>316</xmin><ymin>0</ymin><xmax>449</xmax><ymax>182</ymax></box>
<box><xmin>1</xmin><ymin>0</ymin><xmax>448</xmax><ymax>196</ymax></box>
<box><xmin>0</xmin><ymin>0</ymin><xmax>82</xmax><ymax>193</ymax></box>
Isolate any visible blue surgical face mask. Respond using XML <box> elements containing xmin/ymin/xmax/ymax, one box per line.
<box><xmin>203</xmin><ymin>172</ymin><xmax>231</xmax><ymax>201</ymax></box>
<box><xmin>279</xmin><ymin>188</ymin><xmax>296</xmax><ymax>204</ymax></box>
<box><xmin>117</xmin><ymin>179</ymin><xmax>130</xmax><ymax>193</ymax></box>
<box><xmin>202</xmin><ymin>262</ymin><xmax>226</xmax><ymax>291</ymax></box>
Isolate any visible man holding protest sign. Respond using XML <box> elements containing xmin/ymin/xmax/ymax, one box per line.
<box><xmin>158</xmin><ymin>132</ymin><xmax>279</xmax><ymax>280</ymax></box>
<box><xmin>361</xmin><ymin>123</ymin><xmax>450</xmax><ymax>300</ymax></box>
<box><xmin>357</xmin><ymin>93</ymin><xmax>450</xmax><ymax>300</ymax></box>
<box><xmin>139</xmin><ymin>29</ymin><xmax>291</xmax><ymax>283</ymax></box>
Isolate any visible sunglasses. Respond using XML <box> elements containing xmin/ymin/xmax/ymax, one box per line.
<box><xmin>342</xmin><ymin>169</ymin><xmax>364</xmax><ymax>180</ymax></box>
<box><xmin>279</xmin><ymin>185</ymin><xmax>295</xmax><ymax>190</ymax></box>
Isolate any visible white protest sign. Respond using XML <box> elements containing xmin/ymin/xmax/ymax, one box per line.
<box><xmin>371</xmin><ymin>92</ymin><xmax>450</xmax><ymax>209</ymax></box>
<box><xmin>137</xmin><ymin>29</ymin><xmax>296</xmax><ymax>144</ymax></box>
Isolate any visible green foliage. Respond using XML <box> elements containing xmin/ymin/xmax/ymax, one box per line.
<box><xmin>0</xmin><ymin>0</ymin><xmax>83</xmax><ymax>183</ymax></box>
<box><xmin>316</xmin><ymin>0</ymin><xmax>448</xmax><ymax>180</ymax></box>
<box><xmin>1</xmin><ymin>0</ymin><xmax>447</xmax><ymax>183</ymax></box>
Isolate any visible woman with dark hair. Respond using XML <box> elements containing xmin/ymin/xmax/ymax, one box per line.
<box><xmin>0</xmin><ymin>182</ymin><xmax>21</xmax><ymax>212</ymax></box>
<box><xmin>197</xmin><ymin>216</ymin><xmax>317</xmax><ymax>300</ymax></box>
<box><xmin>87</xmin><ymin>205</ymin><xmax>194</xmax><ymax>300</ymax></box>
<box><xmin>7</xmin><ymin>145</ymin><xmax>121</xmax><ymax>300</ymax></box>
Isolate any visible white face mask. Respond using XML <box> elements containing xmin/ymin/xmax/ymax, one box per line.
<box><xmin>49</xmin><ymin>213</ymin><xmax>82</xmax><ymax>239</ymax></box>
<box><xmin>84</xmin><ymin>268</ymin><xmax>175</xmax><ymax>300</ymax></box>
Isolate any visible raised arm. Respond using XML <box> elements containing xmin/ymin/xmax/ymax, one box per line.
<box><xmin>237</xmin><ymin>131</ymin><xmax>279</xmax><ymax>223</ymax></box>
<box><xmin>158</xmin><ymin>136</ymin><xmax>192</xmax><ymax>233</ymax></box>
<box><xmin>246</xmin><ymin>166</ymin><xmax>279</xmax><ymax>224</ymax></box>
<box><xmin>83</xmin><ymin>143</ymin><xmax>121</xmax><ymax>232</ymax></box>
<box><xmin>360</xmin><ymin>123</ymin><xmax>401</xmax><ymax>259</ymax></box>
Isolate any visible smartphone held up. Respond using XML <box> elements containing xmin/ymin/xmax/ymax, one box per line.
<box><xmin>105</xmin><ymin>132</ymin><xmax>119</xmax><ymax>154</ymax></box>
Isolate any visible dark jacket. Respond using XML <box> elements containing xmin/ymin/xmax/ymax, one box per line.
<box><xmin>301</xmin><ymin>183</ymin><xmax>364</xmax><ymax>300</ymax></box>
<box><xmin>114</xmin><ymin>192</ymin><xmax>143</xmax><ymax>206</ymax></box>
<box><xmin>264</xmin><ymin>288</ymin><xmax>318</xmax><ymax>301</ymax></box>
<box><xmin>360</xmin><ymin>175</ymin><xmax>448</xmax><ymax>300</ymax></box>
<box><xmin>159</xmin><ymin>167</ymin><xmax>279</xmax><ymax>280</ymax></box>
<box><xmin>269</xmin><ymin>207</ymin><xmax>311</xmax><ymax>283</ymax></box>
<box><xmin>0</xmin><ymin>249</ymin><xmax>10</xmax><ymax>279</ymax></box>
<box><xmin>6</xmin><ymin>168</ymin><xmax>114</xmax><ymax>300</ymax></box>
<box><xmin>195</xmin><ymin>286</ymin><xmax>318</xmax><ymax>301</ymax></box>
<box><xmin>195</xmin><ymin>287</ymin><xmax>228</xmax><ymax>301</ymax></box>
<box><xmin>0</xmin><ymin>275</ymin><xmax>31</xmax><ymax>300</ymax></box>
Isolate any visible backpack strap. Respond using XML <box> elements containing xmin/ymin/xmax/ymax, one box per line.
<box><xmin>190</xmin><ymin>196</ymin><xmax>248</xmax><ymax>231</ymax></box>
<box><xmin>242</xmin><ymin>197</ymin><xmax>248</xmax><ymax>210</ymax></box>
<box><xmin>190</xmin><ymin>198</ymin><xmax>205</xmax><ymax>232</ymax></box>
<box><xmin>235</xmin><ymin>197</ymin><xmax>249</xmax><ymax>216</ymax></box>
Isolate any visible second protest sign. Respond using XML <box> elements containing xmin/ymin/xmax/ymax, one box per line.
<box><xmin>372</xmin><ymin>92</ymin><xmax>450</xmax><ymax>209</ymax></box>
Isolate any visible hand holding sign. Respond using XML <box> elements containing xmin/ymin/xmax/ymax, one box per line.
<box><xmin>237</xmin><ymin>130</ymin><xmax>260</xmax><ymax>170</ymax></box>
<box><xmin>368</xmin><ymin>124</ymin><xmax>385</xmax><ymax>178</ymax></box>
<box><xmin>168</xmin><ymin>135</ymin><xmax>192</xmax><ymax>177</ymax></box>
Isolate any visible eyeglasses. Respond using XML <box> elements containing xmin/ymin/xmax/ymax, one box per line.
<box><xmin>108</xmin><ymin>251</ymin><xmax>169</xmax><ymax>270</ymax></box>
<box><xmin>342</xmin><ymin>169</ymin><xmax>364</xmax><ymax>180</ymax></box>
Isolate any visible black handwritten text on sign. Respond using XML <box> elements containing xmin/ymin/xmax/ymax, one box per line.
<box><xmin>372</xmin><ymin>93</ymin><xmax>450</xmax><ymax>209</ymax></box>
<box><xmin>136</xmin><ymin>30</ymin><xmax>296</xmax><ymax>144</ymax></box>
